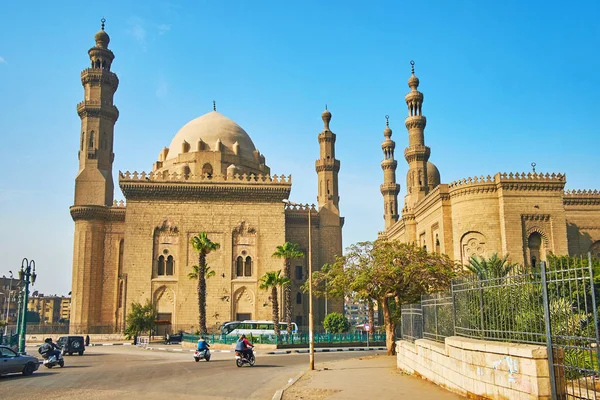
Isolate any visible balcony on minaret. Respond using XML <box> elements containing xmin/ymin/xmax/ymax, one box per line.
<box><xmin>315</xmin><ymin>158</ymin><xmax>340</xmax><ymax>173</ymax></box>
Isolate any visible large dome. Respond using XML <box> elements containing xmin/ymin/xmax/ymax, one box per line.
<box><xmin>166</xmin><ymin>111</ymin><xmax>257</xmax><ymax>161</ymax></box>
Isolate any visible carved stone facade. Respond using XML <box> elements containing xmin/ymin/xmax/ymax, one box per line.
<box><xmin>69</xmin><ymin>23</ymin><xmax>343</xmax><ymax>334</ymax></box>
<box><xmin>380</xmin><ymin>64</ymin><xmax>600</xmax><ymax>266</ymax></box>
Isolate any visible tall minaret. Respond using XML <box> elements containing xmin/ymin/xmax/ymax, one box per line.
<box><xmin>315</xmin><ymin>106</ymin><xmax>340</xmax><ymax>212</ymax></box>
<box><xmin>403</xmin><ymin>61</ymin><xmax>430</xmax><ymax>210</ymax></box>
<box><xmin>74</xmin><ymin>18</ymin><xmax>119</xmax><ymax>206</ymax></box>
<box><xmin>380</xmin><ymin>115</ymin><xmax>400</xmax><ymax>229</ymax></box>
<box><xmin>70</xmin><ymin>19</ymin><xmax>119</xmax><ymax>334</ymax></box>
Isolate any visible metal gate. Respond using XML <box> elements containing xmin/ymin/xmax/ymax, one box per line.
<box><xmin>542</xmin><ymin>255</ymin><xmax>600</xmax><ymax>400</ymax></box>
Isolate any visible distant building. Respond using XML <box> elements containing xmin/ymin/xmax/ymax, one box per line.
<box><xmin>344</xmin><ymin>297</ymin><xmax>379</xmax><ymax>327</ymax></box>
<box><xmin>0</xmin><ymin>276</ymin><xmax>19</xmax><ymax>323</ymax></box>
<box><xmin>28</xmin><ymin>295</ymin><xmax>71</xmax><ymax>324</ymax></box>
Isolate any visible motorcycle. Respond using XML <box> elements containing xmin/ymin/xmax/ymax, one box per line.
<box><xmin>194</xmin><ymin>348</ymin><xmax>211</xmax><ymax>362</ymax></box>
<box><xmin>235</xmin><ymin>348</ymin><xmax>255</xmax><ymax>367</ymax></box>
<box><xmin>43</xmin><ymin>353</ymin><xmax>65</xmax><ymax>369</ymax></box>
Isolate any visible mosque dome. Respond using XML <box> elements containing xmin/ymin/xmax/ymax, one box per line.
<box><xmin>427</xmin><ymin>161</ymin><xmax>440</xmax><ymax>188</ymax></box>
<box><xmin>165</xmin><ymin>111</ymin><xmax>257</xmax><ymax>161</ymax></box>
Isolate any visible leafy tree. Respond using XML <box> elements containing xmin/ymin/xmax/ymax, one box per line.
<box><xmin>323</xmin><ymin>312</ymin><xmax>350</xmax><ymax>333</ymax></box>
<box><xmin>466</xmin><ymin>253</ymin><xmax>520</xmax><ymax>279</ymax></box>
<box><xmin>191</xmin><ymin>232</ymin><xmax>220</xmax><ymax>335</ymax></box>
<box><xmin>259</xmin><ymin>270</ymin><xmax>290</xmax><ymax>338</ymax></box>
<box><xmin>25</xmin><ymin>311</ymin><xmax>40</xmax><ymax>323</ymax></box>
<box><xmin>272</xmin><ymin>242</ymin><xmax>304</xmax><ymax>336</ymax></box>
<box><xmin>124</xmin><ymin>300</ymin><xmax>157</xmax><ymax>339</ymax></box>
<box><xmin>311</xmin><ymin>240</ymin><xmax>459</xmax><ymax>355</ymax></box>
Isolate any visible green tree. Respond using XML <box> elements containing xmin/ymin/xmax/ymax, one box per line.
<box><xmin>272</xmin><ymin>242</ymin><xmax>304</xmax><ymax>336</ymax></box>
<box><xmin>323</xmin><ymin>312</ymin><xmax>350</xmax><ymax>333</ymax></box>
<box><xmin>311</xmin><ymin>241</ymin><xmax>459</xmax><ymax>355</ymax></box>
<box><xmin>191</xmin><ymin>232</ymin><xmax>221</xmax><ymax>335</ymax></box>
<box><xmin>124</xmin><ymin>300</ymin><xmax>157</xmax><ymax>339</ymax></box>
<box><xmin>259</xmin><ymin>270</ymin><xmax>290</xmax><ymax>338</ymax></box>
<box><xmin>466</xmin><ymin>253</ymin><xmax>519</xmax><ymax>279</ymax></box>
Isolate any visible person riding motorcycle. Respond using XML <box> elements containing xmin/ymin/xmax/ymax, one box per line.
<box><xmin>197</xmin><ymin>337</ymin><xmax>211</xmax><ymax>352</ymax></box>
<box><xmin>38</xmin><ymin>338</ymin><xmax>61</xmax><ymax>360</ymax></box>
<box><xmin>235</xmin><ymin>334</ymin><xmax>254</xmax><ymax>360</ymax></box>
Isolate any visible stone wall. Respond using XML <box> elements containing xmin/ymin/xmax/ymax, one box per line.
<box><xmin>396</xmin><ymin>337</ymin><xmax>555</xmax><ymax>399</ymax></box>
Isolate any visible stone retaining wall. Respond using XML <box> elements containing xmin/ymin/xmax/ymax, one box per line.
<box><xmin>396</xmin><ymin>336</ymin><xmax>557</xmax><ymax>399</ymax></box>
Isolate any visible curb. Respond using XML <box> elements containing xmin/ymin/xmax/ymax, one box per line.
<box><xmin>89</xmin><ymin>343</ymin><xmax>132</xmax><ymax>347</ymax></box>
<box><xmin>280</xmin><ymin>347</ymin><xmax>386</xmax><ymax>354</ymax></box>
<box><xmin>272</xmin><ymin>370</ymin><xmax>305</xmax><ymax>400</ymax></box>
<box><xmin>143</xmin><ymin>346</ymin><xmax>232</xmax><ymax>353</ymax></box>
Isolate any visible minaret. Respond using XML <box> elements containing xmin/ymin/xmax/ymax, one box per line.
<box><xmin>380</xmin><ymin>115</ymin><xmax>400</xmax><ymax>229</ymax></box>
<box><xmin>403</xmin><ymin>61</ymin><xmax>430</xmax><ymax>210</ymax></box>
<box><xmin>74</xmin><ymin>18</ymin><xmax>119</xmax><ymax>206</ymax></box>
<box><xmin>315</xmin><ymin>106</ymin><xmax>340</xmax><ymax>212</ymax></box>
<box><xmin>70</xmin><ymin>19</ymin><xmax>119</xmax><ymax>334</ymax></box>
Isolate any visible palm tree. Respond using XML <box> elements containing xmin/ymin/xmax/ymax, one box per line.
<box><xmin>191</xmin><ymin>233</ymin><xmax>220</xmax><ymax>335</ymax></box>
<box><xmin>272</xmin><ymin>242</ymin><xmax>304</xmax><ymax>335</ymax></box>
<box><xmin>467</xmin><ymin>253</ymin><xmax>519</xmax><ymax>279</ymax></box>
<box><xmin>188</xmin><ymin>265</ymin><xmax>216</xmax><ymax>280</ymax></box>
<box><xmin>259</xmin><ymin>270</ymin><xmax>290</xmax><ymax>338</ymax></box>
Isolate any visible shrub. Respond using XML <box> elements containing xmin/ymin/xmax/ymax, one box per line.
<box><xmin>323</xmin><ymin>312</ymin><xmax>350</xmax><ymax>334</ymax></box>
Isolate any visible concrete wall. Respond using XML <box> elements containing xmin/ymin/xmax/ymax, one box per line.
<box><xmin>396</xmin><ymin>337</ymin><xmax>555</xmax><ymax>399</ymax></box>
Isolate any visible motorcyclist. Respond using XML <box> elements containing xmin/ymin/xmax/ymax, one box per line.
<box><xmin>38</xmin><ymin>338</ymin><xmax>61</xmax><ymax>360</ymax></box>
<box><xmin>235</xmin><ymin>334</ymin><xmax>253</xmax><ymax>360</ymax></box>
<box><xmin>197</xmin><ymin>337</ymin><xmax>211</xmax><ymax>353</ymax></box>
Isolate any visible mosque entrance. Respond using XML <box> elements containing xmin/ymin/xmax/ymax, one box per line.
<box><xmin>155</xmin><ymin>313</ymin><xmax>172</xmax><ymax>337</ymax></box>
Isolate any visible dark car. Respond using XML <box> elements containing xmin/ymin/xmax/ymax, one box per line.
<box><xmin>0</xmin><ymin>345</ymin><xmax>39</xmax><ymax>376</ymax></box>
<box><xmin>57</xmin><ymin>336</ymin><xmax>85</xmax><ymax>356</ymax></box>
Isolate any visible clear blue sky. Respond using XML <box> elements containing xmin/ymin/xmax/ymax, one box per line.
<box><xmin>0</xmin><ymin>0</ymin><xmax>598</xmax><ymax>295</ymax></box>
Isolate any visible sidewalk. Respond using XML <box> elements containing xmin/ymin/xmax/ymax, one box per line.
<box><xmin>280</xmin><ymin>354</ymin><xmax>464</xmax><ymax>400</ymax></box>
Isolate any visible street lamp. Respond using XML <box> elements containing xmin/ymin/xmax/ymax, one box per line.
<box><xmin>4</xmin><ymin>271</ymin><xmax>13</xmax><ymax>336</ymax></box>
<box><xmin>282</xmin><ymin>198</ymin><xmax>315</xmax><ymax>370</ymax></box>
<box><xmin>18</xmin><ymin>259</ymin><xmax>36</xmax><ymax>354</ymax></box>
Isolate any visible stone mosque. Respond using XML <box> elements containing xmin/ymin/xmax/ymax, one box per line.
<box><xmin>379</xmin><ymin>61</ymin><xmax>600</xmax><ymax>267</ymax></box>
<box><xmin>70</xmin><ymin>22</ymin><xmax>343</xmax><ymax>333</ymax></box>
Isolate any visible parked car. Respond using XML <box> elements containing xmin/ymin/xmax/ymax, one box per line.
<box><xmin>57</xmin><ymin>336</ymin><xmax>85</xmax><ymax>356</ymax></box>
<box><xmin>0</xmin><ymin>345</ymin><xmax>39</xmax><ymax>376</ymax></box>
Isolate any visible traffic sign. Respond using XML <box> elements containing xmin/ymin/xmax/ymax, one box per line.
<box><xmin>364</xmin><ymin>324</ymin><xmax>371</xmax><ymax>332</ymax></box>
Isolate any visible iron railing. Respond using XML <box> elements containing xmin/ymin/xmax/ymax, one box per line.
<box><xmin>183</xmin><ymin>331</ymin><xmax>386</xmax><ymax>345</ymax></box>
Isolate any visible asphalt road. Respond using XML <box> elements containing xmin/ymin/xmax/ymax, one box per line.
<box><xmin>1</xmin><ymin>345</ymin><xmax>385</xmax><ymax>400</ymax></box>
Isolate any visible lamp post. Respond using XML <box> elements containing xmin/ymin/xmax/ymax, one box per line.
<box><xmin>283</xmin><ymin>199</ymin><xmax>315</xmax><ymax>370</ymax></box>
<box><xmin>4</xmin><ymin>271</ymin><xmax>13</xmax><ymax>336</ymax></box>
<box><xmin>18</xmin><ymin>258</ymin><xmax>36</xmax><ymax>354</ymax></box>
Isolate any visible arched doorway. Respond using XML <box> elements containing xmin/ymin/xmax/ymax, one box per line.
<box><xmin>528</xmin><ymin>232</ymin><xmax>544</xmax><ymax>268</ymax></box>
<box><xmin>233</xmin><ymin>286</ymin><xmax>254</xmax><ymax>321</ymax></box>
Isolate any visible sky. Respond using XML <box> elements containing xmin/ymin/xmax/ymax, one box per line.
<box><xmin>0</xmin><ymin>0</ymin><xmax>598</xmax><ymax>296</ymax></box>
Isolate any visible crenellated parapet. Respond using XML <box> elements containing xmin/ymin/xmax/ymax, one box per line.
<box><xmin>284</xmin><ymin>203</ymin><xmax>320</xmax><ymax>226</ymax></box>
<box><xmin>315</xmin><ymin>158</ymin><xmax>341</xmax><ymax>173</ymax></box>
<box><xmin>119</xmin><ymin>171</ymin><xmax>292</xmax><ymax>201</ymax></box>
<box><xmin>77</xmin><ymin>100</ymin><xmax>119</xmax><ymax>122</ymax></box>
<box><xmin>448</xmin><ymin>172</ymin><xmax>566</xmax><ymax>196</ymax></box>
<box><xmin>81</xmin><ymin>68</ymin><xmax>119</xmax><ymax>90</ymax></box>
<box><xmin>564</xmin><ymin>189</ymin><xmax>600</xmax><ymax>206</ymax></box>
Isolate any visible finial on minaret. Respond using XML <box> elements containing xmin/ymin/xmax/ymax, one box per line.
<box><xmin>385</xmin><ymin>115</ymin><xmax>389</xmax><ymax>127</ymax></box>
<box><xmin>101</xmin><ymin>18</ymin><xmax>106</xmax><ymax>31</ymax></box>
<box><xmin>408</xmin><ymin>60</ymin><xmax>420</xmax><ymax>90</ymax></box>
<box><xmin>213</xmin><ymin>100</ymin><xmax>216</xmax><ymax>111</ymax></box>
<box><xmin>410</xmin><ymin>60</ymin><xmax>415</xmax><ymax>74</ymax></box>
<box><xmin>531</xmin><ymin>162</ymin><xmax>536</xmax><ymax>173</ymax></box>
<box><xmin>322</xmin><ymin>105</ymin><xmax>331</xmax><ymax>130</ymax></box>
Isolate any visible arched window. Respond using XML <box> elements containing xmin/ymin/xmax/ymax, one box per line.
<box><xmin>296</xmin><ymin>292</ymin><xmax>302</xmax><ymax>304</ymax></box>
<box><xmin>118</xmin><ymin>239</ymin><xmax>124</xmax><ymax>275</ymax></box>
<box><xmin>89</xmin><ymin>131</ymin><xmax>95</xmax><ymax>148</ymax></box>
<box><xmin>202</xmin><ymin>163</ymin><xmax>213</xmax><ymax>178</ymax></box>
<box><xmin>435</xmin><ymin>235</ymin><xmax>440</xmax><ymax>254</ymax></box>
<box><xmin>528</xmin><ymin>232</ymin><xmax>543</xmax><ymax>268</ymax></box>
<box><xmin>166</xmin><ymin>255</ymin><xmax>174</xmax><ymax>275</ymax></box>
<box><xmin>244</xmin><ymin>256</ymin><xmax>252</xmax><ymax>276</ymax></box>
<box><xmin>295</xmin><ymin>265</ymin><xmax>303</xmax><ymax>280</ymax></box>
<box><xmin>81</xmin><ymin>132</ymin><xmax>84</xmax><ymax>150</ymax></box>
<box><xmin>236</xmin><ymin>256</ymin><xmax>244</xmax><ymax>277</ymax></box>
<box><xmin>157</xmin><ymin>255</ymin><xmax>165</xmax><ymax>276</ymax></box>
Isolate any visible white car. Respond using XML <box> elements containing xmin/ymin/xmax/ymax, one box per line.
<box><xmin>0</xmin><ymin>345</ymin><xmax>40</xmax><ymax>376</ymax></box>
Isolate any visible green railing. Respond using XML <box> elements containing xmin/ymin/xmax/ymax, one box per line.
<box><xmin>183</xmin><ymin>332</ymin><xmax>385</xmax><ymax>345</ymax></box>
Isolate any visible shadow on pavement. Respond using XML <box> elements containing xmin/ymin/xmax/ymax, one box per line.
<box><xmin>0</xmin><ymin>372</ymin><xmax>58</xmax><ymax>380</ymax></box>
<box><xmin>250</xmin><ymin>365</ymin><xmax>282</xmax><ymax>368</ymax></box>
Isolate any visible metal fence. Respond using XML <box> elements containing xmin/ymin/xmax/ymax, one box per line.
<box><xmin>401</xmin><ymin>254</ymin><xmax>600</xmax><ymax>400</ymax></box>
<box><xmin>183</xmin><ymin>331</ymin><xmax>386</xmax><ymax>346</ymax></box>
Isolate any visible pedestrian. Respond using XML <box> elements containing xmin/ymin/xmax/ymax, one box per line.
<box><xmin>85</xmin><ymin>334</ymin><xmax>90</xmax><ymax>347</ymax></box>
